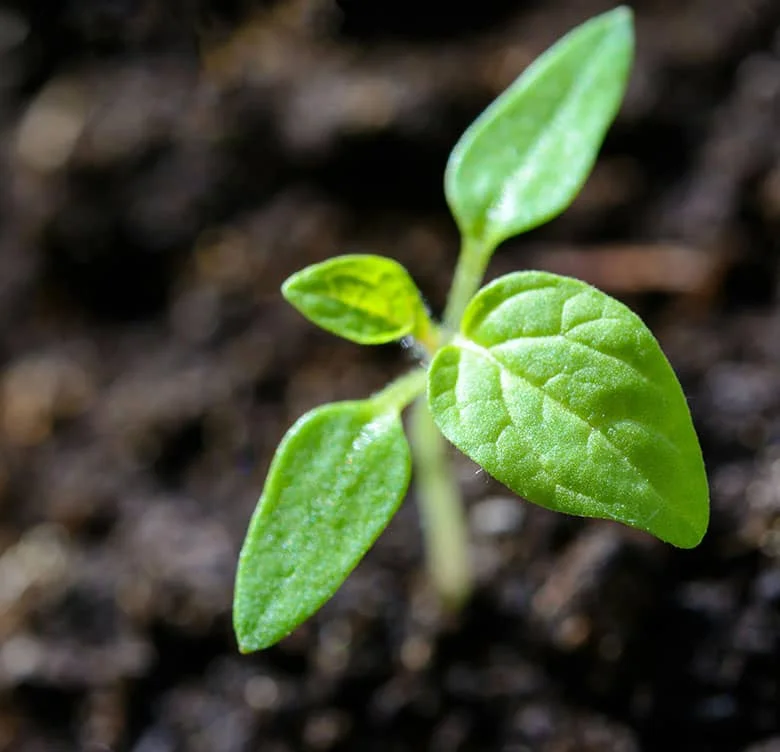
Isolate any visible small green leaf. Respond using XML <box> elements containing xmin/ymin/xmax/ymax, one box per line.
<box><xmin>282</xmin><ymin>254</ymin><xmax>430</xmax><ymax>345</ymax></box>
<box><xmin>428</xmin><ymin>271</ymin><xmax>709</xmax><ymax>548</ymax></box>
<box><xmin>445</xmin><ymin>7</ymin><xmax>633</xmax><ymax>250</ymax></box>
<box><xmin>234</xmin><ymin>399</ymin><xmax>411</xmax><ymax>652</ymax></box>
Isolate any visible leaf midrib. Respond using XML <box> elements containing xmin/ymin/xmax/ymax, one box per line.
<box><xmin>451</xmin><ymin>337</ymin><xmax>689</xmax><ymax>528</ymax></box>
<box><xmin>299</xmin><ymin>290</ymin><xmax>408</xmax><ymax>331</ymax></box>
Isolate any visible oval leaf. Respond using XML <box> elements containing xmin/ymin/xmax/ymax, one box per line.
<box><xmin>445</xmin><ymin>7</ymin><xmax>633</xmax><ymax>249</ymax></box>
<box><xmin>428</xmin><ymin>271</ymin><xmax>709</xmax><ymax>548</ymax></box>
<box><xmin>234</xmin><ymin>399</ymin><xmax>411</xmax><ymax>652</ymax></box>
<box><xmin>282</xmin><ymin>254</ymin><xmax>429</xmax><ymax>344</ymax></box>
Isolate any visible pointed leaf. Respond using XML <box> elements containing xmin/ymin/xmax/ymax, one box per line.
<box><xmin>445</xmin><ymin>7</ymin><xmax>633</xmax><ymax>249</ymax></box>
<box><xmin>282</xmin><ymin>254</ymin><xmax>430</xmax><ymax>344</ymax></box>
<box><xmin>428</xmin><ymin>271</ymin><xmax>709</xmax><ymax>548</ymax></box>
<box><xmin>234</xmin><ymin>399</ymin><xmax>411</xmax><ymax>652</ymax></box>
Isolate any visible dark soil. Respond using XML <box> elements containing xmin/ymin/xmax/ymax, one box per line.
<box><xmin>0</xmin><ymin>1</ymin><xmax>779</xmax><ymax>750</ymax></box>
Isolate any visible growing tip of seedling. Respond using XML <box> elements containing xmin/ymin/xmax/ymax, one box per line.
<box><xmin>445</xmin><ymin>3</ymin><xmax>635</xmax><ymax>252</ymax></box>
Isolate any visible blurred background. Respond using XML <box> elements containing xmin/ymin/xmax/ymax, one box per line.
<box><xmin>0</xmin><ymin>0</ymin><xmax>778</xmax><ymax>750</ymax></box>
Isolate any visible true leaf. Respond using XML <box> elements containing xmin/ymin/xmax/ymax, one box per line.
<box><xmin>445</xmin><ymin>7</ymin><xmax>633</xmax><ymax>251</ymax></box>
<box><xmin>427</xmin><ymin>271</ymin><xmax>709</xmax><ymax>548</ymax></box>
<box><xmin>282</xmin><ymin>254</ymin><xmax>429</xmax><ymax>344</ymax></box>
<box><xmin>234</xmin><ymin>399</ymin><xmax>411</xmax><ymax>652</ymax></box>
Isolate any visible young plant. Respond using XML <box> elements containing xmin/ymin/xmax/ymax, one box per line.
<box><xmin>233</xmin><ymin>7</ymin><xmax>709</xmax><ymax>653</ymax></box>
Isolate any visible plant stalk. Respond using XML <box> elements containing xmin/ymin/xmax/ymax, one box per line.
<box><xmin>406</xmin><ymin>234</ymin><xmax>494</xmax><ymax>607</ymax></box>
<box><xmin>443</xmin><ymin>236</ymin><xmax>492</xmax><ymax>330</ymax></box>
<box><xmin>373</xmin><ymin>368</ymin><xmax>427</xmax><ymax>414</ymax></box>
<box><xmin>410</xmin><ymin>397</ymin><xmax>472</xmax><ymax>609</ymax></box>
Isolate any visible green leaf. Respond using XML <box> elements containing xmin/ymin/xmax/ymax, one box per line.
<box><xmin>282</xmin><ymin>254</ymin><xmax>430</xmax><ymax>345</ymax></box>
<box><xmin>233</xmin><ymin>398</ymin><xmax>411</xmax><ymax>652</ymax></box>
<box><xmin>428</xmin><ymin>271</ymin><xmax>709</xmax><ymax>548</ymax></box>
<box><xmin>445</xmin><ymin>7</ymin><xmax>634</xmax><ymax>250</ymax></box>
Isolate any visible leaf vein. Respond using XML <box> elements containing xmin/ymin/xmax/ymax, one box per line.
<box><xmin>460</xmin><ymin>338</ymin><xmax>666</xmax><ymax>508</ymax></box>
<box><xmin>493</xmin><ymin>335</ymin><xmax>654</xmax><ymax>390</ymax></box>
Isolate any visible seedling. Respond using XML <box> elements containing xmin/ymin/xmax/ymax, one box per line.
<box><xmin>233</xmin><ymin>7</ymin><xmax>709</xmax><ymax>653</ymax></box>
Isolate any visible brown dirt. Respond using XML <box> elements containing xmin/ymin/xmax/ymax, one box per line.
<box><xmin>0</xmin><ymin>0</ymin><xmax>779</xmax><ymax>750</ymax></box>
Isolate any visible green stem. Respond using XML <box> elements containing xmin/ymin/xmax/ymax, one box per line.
<box><xmin>410</xmin><ymin>397</ymin><xmax>472</xmax><ymax>609</ymax></box>
<box><xmin>373</xmin><ymin>368</ymin><xmax>427</xmax><ymax>413</ymax></box>
<box><xmin>443</xmin><ymin>236</ymin><xmax>493</xmax><ymax>330</ymax></box>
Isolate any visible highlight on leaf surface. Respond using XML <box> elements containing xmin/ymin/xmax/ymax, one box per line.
<box><xmin>282</xmin><ymin>254</ymin><xmax>431</xmax><ymax>345</ymax></box>
<box><xmin>427</xmin><ymin>271</ymin><xmax>709</xmax><ymax>548</ymax></box>
<box><xmin>445</xmin><ymin>6</ymin><xmax>634</xmax><ymax>252</ymax></box>
<box><xmin>233</xmin><ymin>399</ymin><xmax>411</xmax><ymax>652</ymax></box>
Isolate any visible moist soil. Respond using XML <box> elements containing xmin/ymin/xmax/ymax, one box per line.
<box><xmin>0</xmin><ymin>1</ymin><xmax>779</xmax><ymax>750</ymax></box>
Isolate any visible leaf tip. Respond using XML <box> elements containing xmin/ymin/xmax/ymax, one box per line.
<box><xmin>669</xmin><ymin>510</ymin><xmax>709</xmax><ymax>550</ymax></box>
<box><xmin>233</xmin><ymin>599</ymin><xmax>257</xmax><ymax>653</ymax></box>
<box><xmin>236</xmin><ymin>637</ymin><xmax>255</xmax><ymax>655</ymax></box>
<box><xmin>233</xmin><ymin>571</ymin><xmax>282</xmax><ymax>654</ymax></box>
<box><xmin>592</xmin><ymin>5</ymin><xmax>633</xmax><ymax>35</ymax></box>
<box><xmin>607</xmin><ymin>4</ymin><xmax>633</xmax><ymax>23</ymax></box>
<box><xmin>233</xmin><ymin>609</ymin><xmax>280</xmax><ymax>654</ymax></box>
<box><xmin>233</xmin><ymin>621</ymin><xmax>256</xmax><ymax>654</ymax></box>
<box><xmin>604</xmin><ymin>6</ymin><xmax>635</xmax><ymax>51</ymax></box>
<box><xmin>235</xmin><ymin>633</ymin><xmax>272</xmax><ymax>654</ymax></box>
<box><xmin>280</xmin><ymin>271</ymin><xmax>301</xmax><ymax>304</ymax></box>
<box><xmin>644</xmin><ymin>488</ymin><xmax>709</xmax><ymax>550</ymax></box>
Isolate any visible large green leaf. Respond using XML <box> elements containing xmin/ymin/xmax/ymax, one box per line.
<box><xmin>282</xmin><ymin>254</ymin><xmax>430</xmax><ymax>345</ymax></box>
<box><xmin>234</xmin><ymin>399</ymin><xmax>411</xmax><ymax>652</ymax></box>
<box><xmin>428</xmin><ymin>271</ymin><xmax>709</xmax><ymax>548</ymax></box>
<box><xmin>445</xmin><ymin>7</ymin><xmax>633</xmax><ymax>250</ymax></box>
